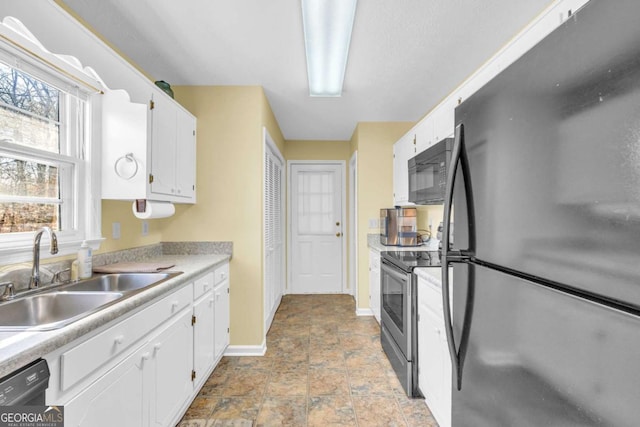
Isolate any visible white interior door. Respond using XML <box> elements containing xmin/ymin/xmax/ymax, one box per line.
<box><xmin>290</xmin><ymin>162</ymin><xmax>344</xmax><ymax>294</ymax></box>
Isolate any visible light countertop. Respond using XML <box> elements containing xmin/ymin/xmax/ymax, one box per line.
<box><xmin>0</xmin><ymin>253</ymin><xmax>230</xmax><ymax>378</ymax></box>
<box><xmin>367</xmin><ymin>233</ymin><xmax>440</xmax><ymax>253</ymax></box>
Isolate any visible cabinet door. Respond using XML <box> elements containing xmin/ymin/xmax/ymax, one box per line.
<box><xmin>150</xmin><ymin>94</ymin><xmax>178</xmax><ymax>197</ymax></box>
<box><xmin>149</xmin><ymin>309</ymin><xmax>193</xmax><ymax>427</ymax></box>
<box><xmin>214</xmin><ymin>280</ymin><xmax>230</xmax><ymax>361</ymax></box>
<box><xmin>193</xmin><ymin>291</ymin><xmax>215</xmax><ymax>389</ymax></box>
<box><xmin>175</xmin><ymin>110</ymin><xmax>196</xmax><ymax>200</ymax></box>
<box><xmin>65</xmin><ymin>346</ymin><xmax>149</xmax><ymax>427</ymax></box>
<box><xmin>417</xmin><ymin>287</ymin><xmax>452</xmax><ymax>427</ymax></box>
<box><xmin>393</xmin><ymin>134</ymin><xmax>414</xmax><ymax>206</ymax></box>
<box><xmin>415</xmin><ymin>116</ymin><xmax>434</xmax><ymax>154</ymax></box>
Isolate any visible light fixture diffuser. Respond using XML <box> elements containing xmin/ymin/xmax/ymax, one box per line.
<box><xmin>301</xmin><ymin>0</ymin><xmax>357</xmax><ymax>97</ymax></box>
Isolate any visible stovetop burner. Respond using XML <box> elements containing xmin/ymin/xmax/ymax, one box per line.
<box><xmin>381</xmin><ymin>250</ymin><xmax>441</xmax><ymax>272</ymax></box>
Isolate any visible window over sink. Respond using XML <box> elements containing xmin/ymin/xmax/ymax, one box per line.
<box><xmin>0</xmin><ymin>17</ymin><xmax>103</xmax><ymax>263</ymax></box>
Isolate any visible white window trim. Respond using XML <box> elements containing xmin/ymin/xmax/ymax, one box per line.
<box><xmin>0</xmin><ymin>18</ymin><xmax>104</xmax><ymax>264</ymax></box>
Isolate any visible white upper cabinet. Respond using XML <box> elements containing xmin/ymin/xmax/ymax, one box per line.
<box><xmin>393</xmin><ymin>132</ymin><xmax>415</xmax><ymax>206</ymax></box>
<box><xmin>414</xmin><ymin>115</ymin><xmax>434</xmax><ymax>155</ymax></box>
<box><xmin>149</xmin><ymin>93</ymin><xmax>197</xmax><ymax>201</ymax></box>
<box><xmin>100</xmin><ymin>89</ymin><xmax>197</xmax><ymax>203</ymax></box>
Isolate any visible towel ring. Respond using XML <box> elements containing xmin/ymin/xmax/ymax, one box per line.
<box><xmin>114</xmin><ymin>153</ymin><xmax>139</xmax><ymax>180</ymax></box>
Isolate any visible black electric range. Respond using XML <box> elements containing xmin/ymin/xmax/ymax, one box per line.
<box><xmin>381</xmin><ymin>250</ymin><xmax>441</xmax><ymax>273</ymax></box>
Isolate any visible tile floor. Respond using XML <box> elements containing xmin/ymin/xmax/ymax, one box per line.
<box><xmin>177</xmin><ymin>294</ymin><xmax>439</xmax><ymax>427</ymax></box>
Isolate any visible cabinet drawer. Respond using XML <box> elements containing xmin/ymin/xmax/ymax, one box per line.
<box><xmin>214</xmin><ymin>263</ymin><xmax>229</xmax><ymax>285</ymax></box>
<box><xmin>193</xmin><ymin>272</ymin><xmax>214</xmax><ymax>300</ymax></box>
<box><xmin>60</xmin><ymin>284</ymin><xmax>192</xmax><ymax>391</ymax></box>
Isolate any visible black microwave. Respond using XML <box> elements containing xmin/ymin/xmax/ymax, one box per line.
<box><xmin>408</xmin><ymin>137</ymin><xmax>453</xmax><ymax>204</ymax></box>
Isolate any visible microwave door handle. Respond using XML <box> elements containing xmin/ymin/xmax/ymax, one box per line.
<box><xmin>442</xmin><ymin>123</ymin><xmax>476</xmax><ymax>391</ymax></box>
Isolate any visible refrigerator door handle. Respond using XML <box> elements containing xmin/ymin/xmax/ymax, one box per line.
<box><xmin>442</xmin><ymin>123</ymin><xmax>476</xmax><ymax>390</ymax></box>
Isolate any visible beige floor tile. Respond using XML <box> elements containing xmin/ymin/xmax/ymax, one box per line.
<box><xmin>397</xmin><ymin>396</ymin><xmax>439</xmax><ymax>427</ymax></box>
<box><xmin>348</xmin><ymin>368</ymin><xmax>396</xmax><ymax>396</ymax></box>
<box><xmin>352</xmin><ymin>395</ymin><xmax>407</xmax><ymax>427</ymax></box>
<box><xmin>180</xmin><ymin>295</ymin><xmax>440</xmax><ymax>427</ymax></box>
<box><xmin>255</xmin><ymin>396</ymin><xmax>307</xmax><ymax>426</ymax></box>
<box><xmin>309</xmin><ymin>368</ymin><xmax>350</xmax><ymax>395</ymax></box>
<box><xmin>181</xmin><ymin>396</ymin><xmax>218</xmax><ymax>421</ymax></box>
<box><xmin>308</xmin><ymin>395</ymin><xmax>357</xmax><ymax>427</ymax></box>
<box><xmin>221</xmin><ymin>370</ymin><xmax>269</xmax><ymax>397</ymax></box>
<box><xmin>210</xmin><ymin>397</ymin><xmax>261</xmax><ymax>420</ymax></box>
<box><xmin>266</xmin><ymin>370</ymin><xmax>308</xmax><ymax>396</ymax></box>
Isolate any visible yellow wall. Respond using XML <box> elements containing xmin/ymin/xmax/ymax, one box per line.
<box><xmin>98</xmin><ymin>201</ymin><xmax>163</xmax><ymax>254</ymax></box>
<box><xmin>285</xmin><ymin>140</ymin><xmax>351</xmax><ymax>161</ymax></box>
<box><xmin>415</xmin><ymin>205</ymin><xmax>445</xmax><ymax>241</ymax></box>
<box><xmin>351</xmin><ymin>122</ymin><xmax>414</xmax><ymax>308</ymax></box>
<box><xmin>158</xmin><ymin>86</ymin><xmax>284</xmax><ymax>347</ymax></box>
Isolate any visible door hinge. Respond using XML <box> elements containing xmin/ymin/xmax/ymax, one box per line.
<box><xmin>149</xmin><ymin>100</ymin><xmax>155</xmax><ymax>110</ymax></box>
<box><xmin>193</xmin><ymin>130</ymin><xmax>196</xmax><ymax>136</ymax></box>
<box><xmin>227</xmin><ymin>288</ymin><xmax>229</xmax><ymax>294</ymax></box>
<box><xmin>192</xmin><ymin>315</ymin><xmax>197</xmax><ymax>325</ymax></box>
<box><xmin>149</xmin><ymin>174</ymin><xmax>154</xmax><ymax>184</ymax></box>
<box><xmin>191</xmin><ymin>370</ymin><xmax>196</xmax><ymax>381</ymax></box>
<box><xmin>417</xmin><ymin>313</ymin><xmax>421</xmax><ymax>322</ymax></box>
<box><xmin>227</xmin><ymin>327</ymin><xmax>229</xmax><ymax>333</ymax></box>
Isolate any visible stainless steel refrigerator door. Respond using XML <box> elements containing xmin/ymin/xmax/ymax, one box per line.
<box><xmin>451</xmin><ymin>263</ymin><xmax>640</xmax><ymax>427</ymax></box>
<box><xmin>453</xmin><ymin>0</ymin><xmax>640</xmax><ymax>310</ymax></box>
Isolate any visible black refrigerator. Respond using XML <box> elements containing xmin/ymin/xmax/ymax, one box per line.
<box><xmin>442</xmin><ymin>0</ymin><xmax>640</xmax><ymax>425</ymax></box>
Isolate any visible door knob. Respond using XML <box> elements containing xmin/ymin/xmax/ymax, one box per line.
<box><xmin>336</xmin><ymin>222</ymin><xmax>340</xmax><ymax>226</ymax></box>
<box><xmin>336</xmin><ymin>232</ymin><xmax>342</xmax><ymax>237</ymax></box>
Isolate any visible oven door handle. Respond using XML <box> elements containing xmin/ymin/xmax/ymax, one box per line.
<box><xmin>442</xmin><ymin>123</ymin><xmax>476</xmax><ymax>391</ymax></box>
<box><xmin>381</xmin><ymin>259</ymin><xmax>410</xmax><ymax>283</ymax></box>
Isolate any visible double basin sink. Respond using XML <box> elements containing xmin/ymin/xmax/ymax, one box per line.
<box><xmin>0</xmin><ymin>272</ymin><xmax>182</xmax><ymax>331</ymax></box>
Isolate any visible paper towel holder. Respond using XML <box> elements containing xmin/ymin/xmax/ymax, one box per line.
<box><xmin>132</xmin><ymin>199</ymin><xmax>175</xmax><ymax>219</ymax></box>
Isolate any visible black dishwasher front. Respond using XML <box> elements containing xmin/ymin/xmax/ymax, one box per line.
<box><xmin>0</xmin><ymin>359</ymin><xmax>50</xmax><ymax>406</ymax></box>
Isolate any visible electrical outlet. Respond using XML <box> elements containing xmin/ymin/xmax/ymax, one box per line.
<box><xmin>142</xmin><ymin>221</ymin><xmax>149</xmax><ymax>236</ymax></box>
<box><xmin>112</xmin><ymin>222</ymin><xmax>121</xmax><ymax>239</ymax></box>
<box><xmin>368</xmin><ymin>218</ymin><xmax>379</xmax><ymax>229</ymax></box>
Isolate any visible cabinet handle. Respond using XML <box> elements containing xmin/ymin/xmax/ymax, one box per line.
<box><xmin>209</xmin><ymin>298</ymin><xmax>214</xmax><ymax>306</ymax></box>
<box><xmin>220</xmin><ymin>272</ymin><xmax>226</xmax><ymax>280</ymax></box>
<box><xmin>203</xmin><ymin>284</ymin><xmax>210</xmax><ymax>292</ymax></box>
<box><xmin>154</xmin><ymin>343</ymin><xmax>162</xmax><ymax>352</ymax></box>
<box><xmin>141</xmin><ymin>352</ymin><xmax>150</xmax><ymax>361</ymax></box>
<box><xmin>171</xmin><ymin>301</ymin><xmax>179</xmax><ymax>310</ymax></box>
<box><xmin>114</xmin><ymin>335</ymin><xmax>124</xmax><ymax>345</ymax></box>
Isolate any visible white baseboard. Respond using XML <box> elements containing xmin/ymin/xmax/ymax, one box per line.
<box><xmin>356</xmin><ymin>308</ymin><xmax>374</xmax><ymax>316</ymax></box>
<box><xmin>224</xmin><ymin>340</ymin><xmax>267</xmax><ymax>356</ymax></box>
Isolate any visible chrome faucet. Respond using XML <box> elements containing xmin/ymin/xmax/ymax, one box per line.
<box><xmin>29</xmin><ymin>227</ymin><xmax>59</xmax><ymax>289</ymax></box>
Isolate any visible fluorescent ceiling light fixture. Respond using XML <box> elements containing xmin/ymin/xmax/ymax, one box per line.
<box><xmin>301</xmin><ymin>0</ymin><xmax>357</xmax><ymax>97</ymax></box>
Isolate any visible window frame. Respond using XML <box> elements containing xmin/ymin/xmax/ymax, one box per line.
<box><xmin>0</xmin><ymin>28</ymin><xmax>103</xmax><ymax>263</ymax></box>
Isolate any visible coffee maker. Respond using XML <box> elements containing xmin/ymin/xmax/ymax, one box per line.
<box><xmin>380</xmin><ymin>207</ymin><xmax>418</xmax><ymax>246</ymax></box>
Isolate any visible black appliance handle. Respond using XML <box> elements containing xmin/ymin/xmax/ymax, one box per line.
<box><xmin>442</xmin><ymin>123</ymin><xmax>475</xmax><ymax>391</ymax></box>
<box><xmin>381</xmin><ymin>258</ymin><xmax>410</xmax><ymax>283</ymax></box>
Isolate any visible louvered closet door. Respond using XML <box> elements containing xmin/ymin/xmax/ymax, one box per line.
<box><xmin>264</xmin><ymin>145</ymin><xmax>284</xmax><ymax>330</ymax></box>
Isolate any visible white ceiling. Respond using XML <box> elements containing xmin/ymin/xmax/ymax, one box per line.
<box><xmin>61</xmin><ymin>0</ymin><xmax>553</xmax><ymax>141</ymax></box>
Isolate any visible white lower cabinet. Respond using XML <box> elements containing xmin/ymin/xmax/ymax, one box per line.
<box><xmin>193</xmin><ymin>271</ymin><xmax>215</xmax><ymax>389</ymax></box>
<box><xmin>417</xmin><ymin>271</ymin><xmax>452</xmax><ymax>427</ymax></box>
<box><xmin>47</xmin><ymin>262</ymin><xmax>230</xmax><ymax>427</ymax></box>
<box><xmin>65</xmin><ymin>345</ymin><xmax>149</xmax><ymax>427</ymax></box>
<box><xmin>150</xmin><ymin>310</ymin><xmax>194</xmax><ymax>427</ymax></box>
<box><xmin>214</xmin><ymin>278</ymin><xmax>230</xmax><ymax>361</ymax></box>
